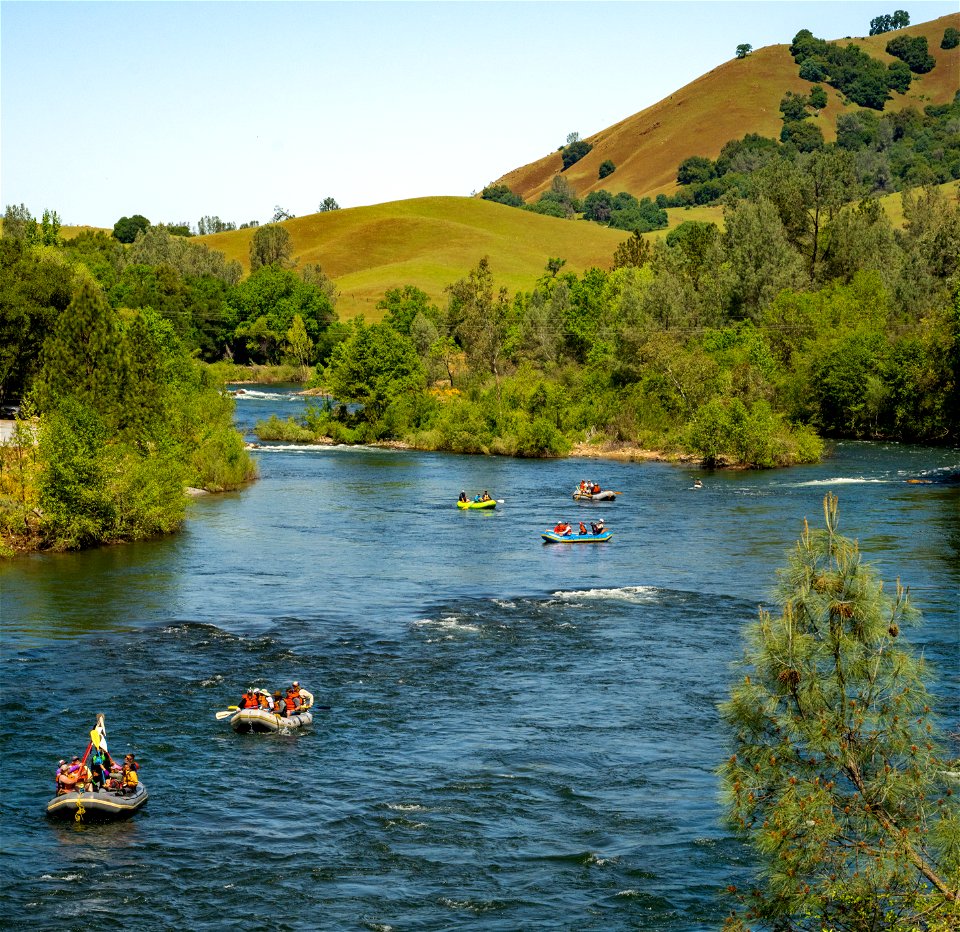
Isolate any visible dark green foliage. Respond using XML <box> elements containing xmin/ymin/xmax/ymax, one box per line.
<box><xmin>789</xmin><ymin>30</ymin><xmax>899</xmax><ymax>110</ymax></box>
<box><xmin>677</xmin><ymin>155</ymin><xmax>716</xmax><ymax>185</ymax></box>
<box><xmin>886</xmin><ymin>34</ymin><xmax>936</xmax><ymax>73</ymax></box>
<box><xmin>780</xmin><ymin>120</ymin><xmax>824</xmax><ymax>152</ymax></box>
<box><xmin>584</xmin><ymin>191</ymin><xmax>666</xmax><ymax>232</ymax></box>
<box><xmin>869</xmin><ymin>10</ymin><xmax>909</xmax><ymax>35</ymax></box>
<box><xmin>560</xmin><ymin>139</ymin><xmax>593</xmax><ymax>170</ymax></box>
<box><xmin>0</xmin><ymin>237</ymin><xmax>74</xmax><ymax>403</ymax></box>
<box><xmin>35</xmin><ymin>279</ymin><xmax>126</xmax><ymax>425</ymax></box>
<box><xmin>798</xmin><ymin>58</ymin><xmax>828</xmax><ymax>82</ymax></box>
<box><xmin>780</xmin><ymin>91</ymin><xmax>810</xmax><ymax>123</ymax></box>
<box><xmin>112</xmin><ymin>214</ymin><xmax>150</xmax><ymax>243</ymax></box>
<box><xmin>598</xmin><ymin>159</ymin><xmax>616</xmax><ymax>180</ymax></box>
<box><xmin>807</xmin><ymin>84</ymin><xmax>828</xmax><ymax>110</ymax></box>
<box><xmin>942</xmin><ymin>27</ymin><xmax>960</xmax><ymax>50</ymax></box>
<box><xmin>735</xmin><ymin>43</ymin><xmax>752</xmax><ymax>59</ymax></box>
<box><xmin>887</xmin><ymin>59</ymin><xmax>913</xmax><ymax>93</ymax></box>
<box><xmin>480</xmin><ymin>184</ymin><xmax>524</xmax><ymax>207</ymax></box>
<box><xmin>317</xmin><ymin>197</ymin><xmax>340</xmax><ymax>212</ymax></box>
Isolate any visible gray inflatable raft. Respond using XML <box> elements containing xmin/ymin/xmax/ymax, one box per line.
<box><xmin>47</xmin><ymin>784</ymin><xmax>148</xmax><ymax>821</ymax></box>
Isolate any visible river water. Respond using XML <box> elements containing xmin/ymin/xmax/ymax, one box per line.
<box><xmin>2</xmin><ymin>386</ymin><xmax>958</xmax><ymax>930</ymax></box>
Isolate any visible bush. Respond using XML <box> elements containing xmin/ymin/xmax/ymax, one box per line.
<box><xmin>886</xmin><ymin>34</ymin><xmax>936</xmax><ymax>73</ymax></box>
<box><xmin>253</xmin><ymin>415</ymin><xmax>317</xmax><ymax>442</ymax></box>
<box><xmin>598</xmin><ymin>159</ymin><xmax>616</xmax><ymax>179</ymax></box>
<box><xmin>189</xmin><ymin>426</ymin><xmax>257</xmax><ymax>492</ymax></box>
<box><xmin>561</xmin><ymin>140</ymin><xmax>593</xmax><ymax>170</ymax></box>
<box><xmin>942</xmin><ymin>27</ymin><xmax>960</xmax><ymax>50</ymax></box>
<box><xmin>480</xmin><ymin>184</ymin><xmax>524</xmax><ymax>207</ymax></box>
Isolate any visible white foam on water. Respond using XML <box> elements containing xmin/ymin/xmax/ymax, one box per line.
<box><xmin>251</xmin><ymin>443</ymin><xmax>400</xmax><ymax>455</ymax></box>
<box><xmin>552</xmin><ymin>586</ymin><xmax>659</xmax><ymax>604</ymax></box>
<box><xmin>386</xmin><ymin>803</ymin><xmax>426</xmax><ymax>812</ymax></box>
<box><xmin>411</xmin><ymin>615</ymin><xmax>480</xmax><ymax>635</ymax></box>
<box><xmin>42</xmin><ymin>874</ymin><xmax>82</xmax><ymax>882</ymax></box>
<box><xmin>231</xmin><ymin>390</ymin><xmax>300</xmax><ymax>401</ymax></box>
<box><xmin>791</xmin><ymin>477</ymin><xmax>888</xmax><ymax>487</ymax></box>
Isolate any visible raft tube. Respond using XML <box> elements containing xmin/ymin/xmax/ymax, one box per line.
<box><xmin>541</xmin><ymin>530</ymin><xmax>613</xmax><ymax>544</ymax></box>
<box><xmin>572</xmin><ymin>490</ymin><xmax>617</xmax><ymax>501</ymax></box>
<box><xmin>46</xmin><ymin>784</ymin><xmax>148</xmax><ymax>822</ymax></box>
<box><xmin>457</xmin><ymin>499</ymin><xmax>497</xmax><ymax>509</ymax></box>
<box><xmin>229</xmin><ymin>708</ymin><xmax>314</xmax><ymax>733</ymax></box>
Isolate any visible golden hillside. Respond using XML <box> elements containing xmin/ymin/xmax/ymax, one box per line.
<box><xmin>198</xmin><ymin>196</ymin><xmax>625</xmax><ymax>321</ymax></box>
<box><xmin>495</xmin><ymin>14</ymin><xmax>960</xmax><ymax>204</ymax></box>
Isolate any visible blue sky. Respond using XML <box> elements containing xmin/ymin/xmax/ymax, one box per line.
<box><xmin>2</xmin><ymin>1</ymin><xmax>956</xmax><ymax>228</ymax></box>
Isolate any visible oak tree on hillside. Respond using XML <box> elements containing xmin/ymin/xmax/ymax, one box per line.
<box><xmin>735</xmin><ymin>43</ymin><xmax>752</xmax><ymax>59</ymax></box>
<box><xmin>249</xmin><ymin>223</ymin><xmax>292</xmax><ymax>271</ymax></box>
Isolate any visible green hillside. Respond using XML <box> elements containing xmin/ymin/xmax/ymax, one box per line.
<box><xmin>199</xmin><ymin>197</ymin><xmax>625</xmax><ymax>321</ymax></box>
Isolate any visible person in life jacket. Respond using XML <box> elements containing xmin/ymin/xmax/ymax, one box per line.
<box><xmin>124</xmin><ymin>753</ymin><xmax>140</xmax><ymax>774</ymax></box>
<box><xmin>257</xmin><ymin>689</ymin><xmax>275</xmax><ymax>711</ymax></box>
<box><xmin>283</xmin><ymin>688</ymin><xmax>301</xmax><ymax>717</ymax></box>
<box><xmin>90</xmin><ymin>746</ymin><xmax>114</xmax><ymax>792</ymax></box>
<box><xmin>579</xmin><ymin>522</ymin><xmax>587</xmax><ymax>535</ymax></box>
<box><xmin>239</xmin><ymin>688</ymin><xmax>260</xmax><ymax>710</ymax></box>
<box><xmin>458</xmin><ymin>490</ymin><xmax>468</xmax><ymax>503</ymax></box>
<box><xmin>121</xmin><ymin>763</ymin><xmax>139</xmax><ymax>795</ymax></box>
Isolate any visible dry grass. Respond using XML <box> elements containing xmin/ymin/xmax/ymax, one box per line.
<box><xmin>495</xmin><ymin>14</ymin><xmax>960</xmax><ymax>204</ymax></box>
<box><xmin>199</xmin><ymin>196</ymin><xmax>625</xmax><ymax>321</ymax></box>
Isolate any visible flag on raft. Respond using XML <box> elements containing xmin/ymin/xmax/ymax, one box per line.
<box><xmin>89</xmin><ymin>714</ymin><xmax>108</xmax><ymax>754</ymax></box>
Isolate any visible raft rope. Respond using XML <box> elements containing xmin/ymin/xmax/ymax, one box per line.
<box><xmin>74</xmin><ymin>790</ymin><xmax>85</xmax><ymax>823</ymax></box>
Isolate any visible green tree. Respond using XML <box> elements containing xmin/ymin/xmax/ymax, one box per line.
<box><xmin>808</xmin><ymin>84</ymin><xmax>828</xmax><ymax>111</ymax></box>
<box><xmin>378</xmin><ymin>285</ymin><xmax>440</xmax><ymax>336</ymax></box>
<box><xmin>34</xmin><ymin>279</ymin><xmax>126</xmax><ymax>424</ymax></box>
<box><xmin>446</xmin><ymin>257</ymin><xmax>509</xmax><ymax>391</ymax></box>
<box><xmin>720</xmin><ymin>494</ymin><xmax>959</xmax><ymax>930</ymax></box>
<box><xmin>324</xmin><ymin>321</ymin><xmax>425</xmax><ymax>422</ymax></box>
<box><xmin>285</xmin><ymin>313</ymin><xmax>314</xmax><ymax>377</ymax></box>
<box><xmin>112</xmin><ymin>214</ymin><xmax>150</xmax><ymax>243</ymax></box>
<box><xmin>677</xmin><ymin>155</ymin><xmax>717</xmax><ymax>185</ymax></box>
<box><xmin>561</xmin><ymin>139</ymin><xmax>593</xmax><ymax>170</ymax></box>
<box><xmin>317</xmin><ymin>197</ymin><xmax>340</xmax><ymax>212</ymax></box>
<box><xmin>611</xmin><ymin>230</ymin><xmax>652</xmax><ymax>270</ymax></box>
<box><xmin>942</xmin><ymin>27</ymin><xmax>960</xmax><ymax>50</ymax></box>
<box><xmin>598</xmin><ymin>159</ymin><xmax>616</xmax><ymax>179</ymax></box>
<box><xmin>249</xmin><ymin>223</ymin><xmax>292</xmax><ymax>271</ymax></box>
<box><xmin>735</xmin><ymin>43</ymin><xmax>752</xmax><ymax>59</ymax></box>
<box><xmin>886</xmin><ymin>35</ymin><xmax>936</xmax><ymax>74</ymax></box>
<box><xmin>481</xmin><ymin>184</ymin><xmax>524</xmax><ymax>207</ymax></box>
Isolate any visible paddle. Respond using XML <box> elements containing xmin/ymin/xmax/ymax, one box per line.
<box><xmin>214</xmin><ymin>705</ymin><xmax>240</xmax><ymax>720</ymax></box>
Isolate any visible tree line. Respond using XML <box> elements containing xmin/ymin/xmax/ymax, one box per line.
<box><xmin>258</xmin><ymin>177</ymin><xmax>959</xmax><ymax>465</ymax></box>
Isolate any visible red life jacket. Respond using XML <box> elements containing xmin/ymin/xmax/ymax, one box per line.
<box><xmin>242</xmin><ymin>693</ymin><xmax>259</xmax><ymax>709</ymax></box>
<box><xmin>284</xmin><ymin>695</ymin><xmax>298</xmax><ymax>714</ymax></box>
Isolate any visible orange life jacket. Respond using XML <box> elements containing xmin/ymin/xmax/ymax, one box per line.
<box><xmin>579</xmin><ymin>523</ymin><xmax>587</xmax><ymax>534</ymax></box>
<box><xmin>242</xmin><ymin>693</ymin><xmax>259</xmax><ymax>709</ymax></box>
<box><xmin>284</xmin><ymin>694</ymin><xmax>298</xmax><ymax>714</ymax></box>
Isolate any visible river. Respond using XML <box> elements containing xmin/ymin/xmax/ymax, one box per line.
<box><xmin>2</xmin><ymin>386</ymin><xmax>958</xmax><ymax>930</ymax></box>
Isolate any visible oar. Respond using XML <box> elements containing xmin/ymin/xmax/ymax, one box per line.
<box><xmin>214</xmin><ymin>705</ymin><xmax>240</xmax><ymax>720</ymax></box>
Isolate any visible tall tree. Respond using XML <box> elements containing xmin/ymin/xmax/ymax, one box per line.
<box><xmin>249</xmin><ymin>223</ymin><xmax>292</xmax><ymax>271</ymax></box>
<box><xmin>720</xmin><ymin>495</ymin><xmax>959</xmax><ymax>930</ymax></box>
<box><xmin>35</xmin><ymin>278</ymin><xmax>126</xmax><ymax>425</ymax></box>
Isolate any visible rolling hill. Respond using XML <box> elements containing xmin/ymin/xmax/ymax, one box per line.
<box><xmin>493</xmin><ymin>13</ymin><xmax>960</xmax><ymax>205</ymax></box>
<box><xmin>198</xmin><ymin>196</ymin><xmax>625</xmax><ymax>320</ymax></box>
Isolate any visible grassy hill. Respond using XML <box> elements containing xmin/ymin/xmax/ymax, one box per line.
<box><xmin>494</xmin><ymin>14</ymin><xmax>960</xmax><ymax>205</ymax></box>
<box><xmin>198</xmin><ymin>196</ymin><xmax>625</xmax><ymax>321</ymax></box>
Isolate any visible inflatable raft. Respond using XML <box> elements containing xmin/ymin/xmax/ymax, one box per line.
<box><xmin>46</xmin><ymin>784</ymin><xmax>148</xmax><ymax>822</ymax></box>
<box><xmin>542</xmin><ymin>530</ymin><xmax>613</xmax><ymax>544</ymax></box>
<box><xmin>572</xmin><ymin>489</ymin><xmax>617</xmax><ymax>501</ymax></box>
<box><xmin>457</xmin><ymin>499</ymin><xmax>496</xmax><ymax>509</ymax></box>
<box><xmin>229</xmin><ymin>708</ymin><xmax>314</xmax><ymax>733</ymax></box>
